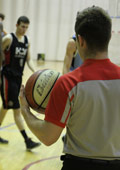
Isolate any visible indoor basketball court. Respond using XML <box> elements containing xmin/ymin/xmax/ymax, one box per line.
<box><xmin>0</xmin><ymin>0</ymin><xmax>120</xmax><ymax>170</ymax></box>
<box><xmin>0</xmin><ymin>60</ymin><xmax>64</xmax><ymax>170</ymax></box>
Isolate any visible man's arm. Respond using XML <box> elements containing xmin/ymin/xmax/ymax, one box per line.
<box><xmin>19</xmin><ymin>85</ymin><xmax>63</xmax><ymax>146</ymax></box>
<box><xmin>2</xmin><ymin>34</ymin><xmax>12</xmax><ymax>51</ymax></box>
<box><xmin>26</xmin><ymin>43</ymin><xmax>35</xmax><ymax>73</ymax></box>
<box><xmin>0</xmin><ymin>33</ymin><xmax>11</xmax><ymax>69</ymax></box>
<box><xmin>62</xmin><ymin>39</ymin><xmax>76</xmax><ymax>75</ymax></box>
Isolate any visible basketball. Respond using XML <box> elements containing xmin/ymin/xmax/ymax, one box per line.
<box><xmin>25</xmin><ymin>69</ymin><xmax>61</xmax><ymax>112</ymax></box>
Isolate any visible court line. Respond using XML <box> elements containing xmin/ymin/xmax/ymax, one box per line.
<box><xmin>22</xmin><ymin>155</ymin><xmax>60</xmax><ymax>170</ymax></box>
<box><xmin>0</xmin><ymin>113</ymin><xmax>40</xmax><ymax>131</ymax></box>
<box><xmin>0</xmin><ymin>122</ymin><xmax>15</xmax><ymax>130</ymax></box>
<box><xmin>0</xmin><ymin>115</ymin><xmax>61</xmax><ymax>170</ymax></box>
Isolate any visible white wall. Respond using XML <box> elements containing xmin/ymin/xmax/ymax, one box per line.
<box><xmin>0</xmin><ymin>0</ymin><xmax>120</xmax><ymax>64</ymax></box>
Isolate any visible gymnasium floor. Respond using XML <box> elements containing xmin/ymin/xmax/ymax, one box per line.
<box><xmin>0</xmin><ymin>60</ymin><xmax>64</xmax><ymax>170</ymax></box>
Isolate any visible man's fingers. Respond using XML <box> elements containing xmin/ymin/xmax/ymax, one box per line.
<box><xmin>19</xmin><ymin>85</ymin><xmax>25</xmax><ymax>98</ymax></box>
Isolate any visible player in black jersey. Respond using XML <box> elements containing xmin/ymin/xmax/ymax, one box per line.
<box><xmin>0</xmin><ymin>16</ymin><xmax>41</xmax><ymax>150</ymax></box>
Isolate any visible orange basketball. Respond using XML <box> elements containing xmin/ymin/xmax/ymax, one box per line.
<box><xmin>25</xmin><ymin>69</ymin><xmax>61</xmax><ymax>112</ymax></box>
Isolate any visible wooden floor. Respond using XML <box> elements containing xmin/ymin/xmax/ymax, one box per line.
<box><xmin>0</xmin><ymin>60</ymin><xmax>64</xmax><ymax>170</ymax></box>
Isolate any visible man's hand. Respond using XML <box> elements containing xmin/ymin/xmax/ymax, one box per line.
<box><xmin>19</xmin><ymin>85</ymin><xmax>29</xmax><ymax>110</ymax></box>
<box><xmin>19</xmin><ymin>85</ymin><xmax>45</xmax><ymax>114</ymax></box>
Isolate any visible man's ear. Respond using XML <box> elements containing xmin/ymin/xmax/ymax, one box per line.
<box><xmin>78</xmin><ymin>35</ymin><xmax>84</xmax><ymax>47</ymax></box>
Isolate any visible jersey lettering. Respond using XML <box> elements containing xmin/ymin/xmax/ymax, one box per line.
<box><xmin>15</xmin><ymin>47</ymin><xmax>27</xmax><ymax>57</ymax></box>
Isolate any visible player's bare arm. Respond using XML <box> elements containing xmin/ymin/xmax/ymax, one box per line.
<box><xmin>26</xmin><ymin>43</ymin><xmax>35</xmax><ymax>72</ymax></box>
<box><xmin>19</xmin><ymin>85</ymin><xmax>63</xmax><ymax>146</ymax></box>
<box><xmin>62</xmin><ymin>39</ymin><xmax>76</xmax><ymax>74</ymax></box>
<box><xmin>0</xmin><ymin>34</ymin><xmax>11</xmax><ymax>69</ymax></box>
<box><xmin>2</xmin><ymin>34</ymin><xmax>12</xmax><ymax>51</ymax></box>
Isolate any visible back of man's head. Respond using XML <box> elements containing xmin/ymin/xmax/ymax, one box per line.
<box><xmin>75</xmin><ymin>6</ymin><xmax>111</xmax><ymax>53</ymax></box>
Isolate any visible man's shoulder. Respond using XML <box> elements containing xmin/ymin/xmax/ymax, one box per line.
<box><xmin>58</xmin><ymin>69</ymin><xmax>81</xmax><ymax>87</ymax></box>
<box><xmin>67</xmin><ymin>38</ymin><xmax>76</xmax><ymax>51</ymax></box>
<box><xmin>68</xmin><ymin>38</ymin><xmax>75</xmax><ymax>44</ymax></box>
<box><xmin>3</xmin><ymin>33</ymin><xmax>12</xmax><ymax>41</ymax></box>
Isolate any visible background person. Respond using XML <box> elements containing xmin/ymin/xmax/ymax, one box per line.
<box><xmin>0</xmin><ymin>13</ymin><xmax>7</xmax><ymax>37</ymax></box>
<box><xmin>0</xmin><ymin>23</ymin><xmax>4</xmax><ymax>86</ymax></box>
<box><xmin>62</xmin><ymin>34</ymin><xmax>83</xmax><ymax>75</ymax></box>
<box><xmin>0</xmin><ymin>16</ymin><xmax>41</xmax><ymax>150</ymax></box>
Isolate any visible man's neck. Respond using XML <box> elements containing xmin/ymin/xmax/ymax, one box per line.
<box><xmin>84</xmin><ymin>51</ymin><xmax>108</xmax><ymax>61</ymax></box>
<box><xmin>14</xmin><ymin>32</ymin><xmax>25</xmax><ymax>43</ymax></box>
<box><xmin>15</xmin><ymin>32</ymin><xmax>23</xmax><ymax>40</ymax></box>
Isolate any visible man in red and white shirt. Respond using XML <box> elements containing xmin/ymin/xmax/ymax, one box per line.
<box><xmin>19</xmin><ymin>6</ymin><xmax>120</xmax><ymax>170</ymax></box>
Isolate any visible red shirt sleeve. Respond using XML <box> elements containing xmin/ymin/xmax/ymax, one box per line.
<box><xmin>45</xmin><ymin>76</ymin><xmax>69</xmax><ymax>128</ymax></box>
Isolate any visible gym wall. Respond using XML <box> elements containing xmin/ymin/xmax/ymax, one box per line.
<box><xmin>0</xmin><ymin>0</ymin><xmax>120</xmax><ymax>64</ymax></box>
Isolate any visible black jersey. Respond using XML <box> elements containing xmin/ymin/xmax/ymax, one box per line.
<box><xmin>2</xmin><ymin>33</ymin><xmax>28</xmax><ymax>77</ymax></box>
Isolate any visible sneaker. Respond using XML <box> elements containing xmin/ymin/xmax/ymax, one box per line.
<box><xmin>25</xmin><ymin>138</ymin><xmax>41</xmax><ymax>150</ymax></box>
<box><xmin>0</xmin><ymin>137</ymin><xmax>9</xmax><ymax>144</ymax></box>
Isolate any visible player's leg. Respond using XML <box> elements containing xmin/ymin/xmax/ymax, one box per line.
<box><xmin>0</xmin><ymin>107</ymin><xmax>8</xmax><ymax>124</ymax></box>
<box><xmin>13</xmin><ymin>105</ymin><xmax>41</xmax><ymax>150</ymax></box>
<box><xmin>13</xmin><ymin>108</ymin><xmax>24</xmax><ymax>130</ymax></box>
<box><xmin>0</xmin><ymin>107</ymin><xmax>9</xmax><ymax>143</ymax></box>
<box><xmin>0</xmin><ymin>73</ymin><xmax>9</xmax><ymax>144</ymax></box>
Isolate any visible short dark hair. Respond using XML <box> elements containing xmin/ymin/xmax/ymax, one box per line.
<box><xmin>75</xmin><ymin>6</ymin><xmax>111</xmax><ymax>53</ymax></box>
<box><xmin>17</xmin><ymin>16</ymin><xmax>30</xmax><ymax>25</ymax></box>
<box><xmin>0</xmin><ymin>13</ymin><xmax>5</xmax><ymax>20</ymax></box>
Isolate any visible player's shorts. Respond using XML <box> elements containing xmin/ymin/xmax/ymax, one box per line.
<box><xmin>1</xmin><ymin>72</ymin><xmax>22</xmax><ymax>109</ymax></box>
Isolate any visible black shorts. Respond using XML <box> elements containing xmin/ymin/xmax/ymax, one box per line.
<box><xmin>1</xmin><ymin>73</ymin><xmax>22</xmax><ymax>109</ymax></box>
<box><xmin>61</xmin><ymin>154</ymin><xmax>120</xmax><ymax>170</ymax></box>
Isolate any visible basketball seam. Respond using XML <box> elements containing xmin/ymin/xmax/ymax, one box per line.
<box><xmin>38</xmin><ymin>72</ymin><xmax>60</xmax><ymax>109</ymax></box>
<box><xmin>32</xmin><ymin>69</ymin><xmax>48</xmax><ymax>107</ymax></box>
<box><xmin>26</xmin><ymin>96</ymin><xmax>33</xmax><ymax>108</ymax></box>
